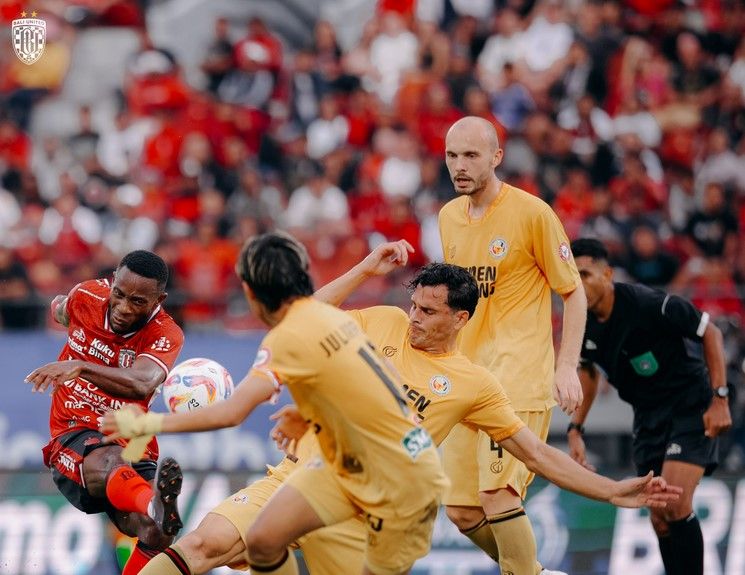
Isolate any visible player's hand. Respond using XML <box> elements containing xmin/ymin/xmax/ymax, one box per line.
<box><xmin>270</xmin><ymin>405</ymin><xmax>309</xmax><ymax>456</ymax></box>
<box><xmin>703</xmin><ymin>398</ymin><xmax>732</xmax><ymax>438</ymax></box>
<box><xmin>567</xmin><ymin>431</ymin><xmax>595</xmax><ymax>471</ymax></box>
<box><xmin>609</xmin><ymin>472</ymin><xmax>683</xmax><ymax>509</ymax></box>
<box><xmin>361</xmin><ymin>240</ymin><xmax>415</xmax><ymax>277</ymax></box>
<box><xmin>100</xmin><ymin>405</ymin><xmax>162</xmax><ymax>441</ymax></box>
<box><xmin>25</xmin><ymin>360</ymin><xmax>83</xmax><ymax>394</ymax></box>
<box><xmin>553</xmin><ymin>364</ymin><xmax>583</xmax><ymax>415</ymax></box>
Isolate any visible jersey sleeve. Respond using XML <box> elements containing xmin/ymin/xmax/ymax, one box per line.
<box><xmin>251</xmin><ymin>330</ymin><xmax>316</xmax><ymax>387</ymax></box>
<box><xmin>137</xmin><ymin>321</ymin><xmax>184</xmax><ymax>377</ymax></box>
<box><xmin>346</xmin><ymin>306</ymin><xmax>408</xmax><ymax>332</ymax></box>
<box><xmin>645</xmin><ymin>291</ymin><xmax>709</xmax><ymax>341</ymax></box>
<box><xmin>463</xmin><ymin>372</ymin><xmax>525</xmax><ymax>443</ymax></box>
<box><xmin>532</xmin><ymin>205</ymin><xmax>581</xmax><ymax>295</ymax></box>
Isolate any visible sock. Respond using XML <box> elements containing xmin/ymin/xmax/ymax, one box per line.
<box><xmin>658</xmin><ymin>534</ymin><xmax>678</xmax><ymax>574</ymax></box>
<box><xmin>667</xmin><ymin>513</ymin><xmax>704</xmax><ymax>575</ymax></box>
<box><xmin>106</xmin><ymin>465</ymin><xmax>153</xmax><ymax>515</ymax></box>
<box><xmin>461</xmin><ymin>517</ymin><xmax>500</xmax><ymax>562</ymax></box>
<box><xmin>139</xmin><ymin>545</ymin><xmax>192</xmax><ymax>575</ymax></box>
<box><xmin>487</xmin><ymin>507</ymin><xmax>539</xmax><ymax>575</ymax></box>
<box><xmin>248</xmin><ymin>549</ymin><xmax>299</xmax><ymax>574</ymax></box>
<box><xmin>122</xmin><ymin>542</ymin><xmax>159</xmax><ymax>575</ymax></box>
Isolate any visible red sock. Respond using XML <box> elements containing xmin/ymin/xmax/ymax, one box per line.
<box><xmin>122</xmin><ymin>543</ymin><xmax>158</xmax><ymax>575</ymax></box>
<box><xmin>106</xmin><ymin>466</ymin><xmax>153</xmax><ymax>515</ymax></box>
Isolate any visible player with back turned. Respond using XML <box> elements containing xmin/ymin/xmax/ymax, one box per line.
<box><xmin>438</xmin><ymin>115</ymin><xmax>586</xmax><ymax>575</ymax></box>
<box><xmin>24</xmin><ymin>250</ymin><xmax>185</xmax><ymax>575</ymax></box>
<box><xmin>100</xmin><ymin>231</ymin><xmax>447</xmax><ymax>575</ymax></box>
<box><xmin>569</xmin><ymin>238</ymin><xmax>732</xmax><ymax>575</ymax></box>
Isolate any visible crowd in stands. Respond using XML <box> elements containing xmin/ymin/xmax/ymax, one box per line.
<box><xmin>0</xmin><ymin>0</ymin><xmax>744</xmax><ymax>341</ymax></box>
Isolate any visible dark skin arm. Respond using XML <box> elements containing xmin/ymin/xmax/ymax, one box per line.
<box><xmin>25</xmin><ymin>356</ymin><xmax>166</xmax><ymax>400</ymax></box>
<box><xmin>701</xmin><ymin>322</ymin><xmax>732</xmax><ymax>437</ymax></box>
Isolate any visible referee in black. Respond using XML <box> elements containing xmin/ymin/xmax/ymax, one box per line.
<box><xmin>567</xmin><ymin>238</ymin><xmax>732</xmax><ymax>575</ymax></box>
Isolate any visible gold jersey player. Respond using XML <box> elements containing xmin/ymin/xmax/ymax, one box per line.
<box><xmin>101</xmin><ymin>231</ymin><xmax>447</xmax><ymax>575</ymax></box>
<box><xmin>106</xmin><ymin>241</ymin><xmax>682</xmax><ymax>575</ymax></box>
<box><xmin>439</xmin><ymin>116</ymin><xmax>587</xmax><ymax>575</ymax></box>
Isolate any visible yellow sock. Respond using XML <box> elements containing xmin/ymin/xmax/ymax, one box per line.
<box><xmin>140</xmin><ymin>545</ymin><xmax>192</xmax><ymax>575</ymax></box>
<box><xmin>487</xmin><ymin>507</ymin><xmax>540</xmax><ymax>575</ymax></box>
<box><xmin>461</xmin><ymin>517</ymin><xmax>499</xmax><ymax>562</ymax></box>
<box><xmin>248</xmin><ymin>549</ymin><xmax>299</xmax><ymax>574</ymax></box>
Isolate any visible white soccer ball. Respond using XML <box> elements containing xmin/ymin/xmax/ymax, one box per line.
<box><xmin>162</xmin><ymin>357</ymin><xmax>234</xmax><ymax>413</ymax></box>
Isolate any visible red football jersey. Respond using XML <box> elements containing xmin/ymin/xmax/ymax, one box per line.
<box><xmin>47</xmin><ymin>278</ymin><xmax>184</xmax><ymax>461</ymax></box>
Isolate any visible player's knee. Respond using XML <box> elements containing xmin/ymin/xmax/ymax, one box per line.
<box><xmin>650</xmin><ymin>509</ymin><xmax>671</xmax><ymax>536</ymax></box>
<box><xmin>445</xmin><ymin>506</ymin><xmax>484</xmax><ymax>530</ymax></box>
<box><xmin>82</xmin><ymin>448</ymin><xmax>124</xmax><ymax>497</ymax></box>
<box><xmin>179</xmin><ymin>529</ymin><xmax>230</xmax><ymax>561</ymax></box>
<box><xmin>245</xmin><ymin>526</ymin><xmax>284</xmax><ymax>563</ymax></box>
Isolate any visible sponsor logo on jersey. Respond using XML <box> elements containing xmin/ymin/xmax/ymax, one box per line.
<box><xmin>151</xmin><ymin>336</ymin><xmax>172</xmax><ymax>352</ymax></box>
<box><xmin>666</xmin><ymin>443</ymin><xmax>682</xmax><ymax>456</ymax></box>
<box><xmin>465</xmin><ymin>265</ymin><xmax>497</xmax><ymax>298</ymax></box>
<box><xmin>72</xmin><ymin>328</ymin><xmax>86</xmax><ymax>342</ymax></box>
<box><xmin>429</xmin><ymin>375</ymin><xmax>451</xmax><ymax>396</ymax></box>
<box><xmin>118</xmin><ymin>349</ymin><xmax>136</xmax><ymax>368</ymax></box>
<box><xmin>488</xmin><ymin>238</ymin><xmax>509</xmax><ymax>260</ymax></box>
<box><xmin>88</xmin><ymin>338</ymin><xmax>115</xmax><ymax>364</ymax></box>
<box><xmin>382</xmin><ymin>345</ymin><xmax>397</xmax><ymax>357</ymax></box>
<box><xmin>401</xmin><ymin>427</ymin><xmax>433</xmax><ymax>459</ymax></box>
<box><xmin>11</xmin><ymin>12</ymin><xmax>45</xmax><ymax>65</ymax></box>
<box><xmin>559</xmin><ymin>241</ymin><xmax>571</xmax><ymax>262</ymax></box>
<box><xmin>232</xmin><ymin>494</ymin><xmax>250</xmax><ymax>504</ymax></box>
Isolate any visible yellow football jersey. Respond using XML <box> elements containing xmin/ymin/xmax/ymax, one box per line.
<box><xmin>251</xmin><ymin>297</ymin><xmax>445</xmax><ymax>517</ymax></box>
<box><xmin>347</xmin><ymin>306</ymin><xmax>524</xmax><ymax>445</ymax></box>
<box><xmin>439</xmin><ymin>183</ymin><xmax>581</xmax><ymax>410</ymax></box>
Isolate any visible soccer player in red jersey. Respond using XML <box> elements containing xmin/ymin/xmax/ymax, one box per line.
<box><xmin>25</xmin><ymin>250</ymin><xmax>185</xmax><ymax>575</ymax></box>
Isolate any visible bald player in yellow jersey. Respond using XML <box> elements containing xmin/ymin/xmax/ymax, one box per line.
<box><xmin>104</xmin><ymin>240</ymin><xmax>682</xmax><ymax>575</ymax></box>
<box><xmin>440</xmin><ymin>116</ymin><xmax>587</xmax><ymax>575</ymax></box>
<box><xmin>101</xmin><ymin>232</ymin><xmax>447</xmax><ymax>575</ymax></box>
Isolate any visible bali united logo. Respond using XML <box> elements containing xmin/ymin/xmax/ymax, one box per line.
<box><xmin>12</xmin><ymin>12</ymin><xmax>46</xmax><ymax>65</ymax></box>
<box><xmin>488</xmin><ymin>238</ymin><xmax>509</xmax><ymax>260</ymax></box>
<box><xmin>118</xmin><ymin>349</ymin><xmax>136</xmax><ymax>368</ymax></box>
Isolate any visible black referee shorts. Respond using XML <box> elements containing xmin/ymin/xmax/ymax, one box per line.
<box><xmin>633</xmin><ymin>402</ymin><xmax>719</xmax><ymax>477</ymax></box>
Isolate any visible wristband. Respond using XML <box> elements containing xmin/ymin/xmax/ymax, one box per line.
<box><xmin>567</xmin><ymin>422</ymin><xmax>585</xmax><ymax>435</ymax></box>
<box><xmin>115</xmin><ymin>410</ymin><xmax>164</xmax><ymax>438</ymax></box>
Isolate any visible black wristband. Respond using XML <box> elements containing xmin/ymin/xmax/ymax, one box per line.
<box><xmin>567</xmin><ymin>422</ymin><xmax>585</xmax><ymax>435</ymax></box>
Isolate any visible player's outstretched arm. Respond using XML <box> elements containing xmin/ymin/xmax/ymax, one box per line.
<box><xmin>314</xmin><ymin>239</ymin><xmax>414</xmax><ymax>306</ymax></box>
<box><xmin>101</xmin><ymin>372</ymin><xmax>278</xmax><ymax>439</ymax></box>
<box><xmin>499</xmin><ymin>427</ymin><xmax>682</xmax><ymax>508</ymax></box>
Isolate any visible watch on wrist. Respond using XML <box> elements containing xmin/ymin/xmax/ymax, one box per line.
<box><xmin>567</xmin><ymin>422</ymin><xmax>585</xmax><ymax>435</ymax></box>
<box><xmin>714</xmin><ymin>386</ymin><xmax>729</xmax><ymax>399</ymax></box>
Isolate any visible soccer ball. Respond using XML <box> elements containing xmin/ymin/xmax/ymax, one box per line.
<box><xmin>162</xmin><ymin>358</ymin><xmax>234</xmax><ymax>413</ymax></box>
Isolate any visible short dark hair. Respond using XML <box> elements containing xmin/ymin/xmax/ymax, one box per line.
<box><xmin>236</xmin><ymin>231</ymin><xmax>314</xmax><ymax>312</ymax></box>
<box><xmin>570</xmin><ymin>238</ymin><xmax>609</xmax><ymax>262</ymax></box>
<box><xmin>118</xmin><ymin>250</ymin><xmax>168</xmax><ymax>291</ymax></box>
<box><xmin>407</xmin><ymin>263</ymin><xmax>478</xmax><ymax>319</ymax></box>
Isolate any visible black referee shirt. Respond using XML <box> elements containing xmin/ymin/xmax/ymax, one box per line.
<box><xmin>581</xmin><ymin>283</ymin><xmax>712</xmax><ymax>419</ymax></box>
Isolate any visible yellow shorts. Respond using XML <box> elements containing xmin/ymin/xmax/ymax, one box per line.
<box><xmin>442</xmin><ymin>410</ymin><xmax>551</xmax><ymax>506</ymax></box>
<box><xmin>285</xmin><ymin>458</ymin><xmax>440</xmax><ymax>575</ymax></box>
<box><xmin>210</xmin><ymin>471</ymin><xmax>366</xmax><ymax>575</ymax></box>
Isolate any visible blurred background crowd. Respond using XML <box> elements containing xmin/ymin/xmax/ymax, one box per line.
<box><xmin>1</xmin><ymin>0</ymin><xmax>744</xmax><ymax>463</ymax></box>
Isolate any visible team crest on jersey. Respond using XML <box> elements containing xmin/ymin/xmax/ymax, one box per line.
<box><xmin>429</xmin><ymin>375</ymin><xmax>451</xmax><ymax>396</ymax></box>
<box><xmin>118</xmin><ymin>349</ymin><xmax>136</xmax><ymax>368</ymax></box>
<box><xmin>252</xmin><ymin>347</ymin><xmax>271</xmax><ymax>368</ymax></box>
<box><xmin>488</xmin><ymin>238</ymin><xmax>509</xmax><ymax>260</ymax></box>
<box><xmin>558</xmin><ymin>242</ymin><xmax>571</xmax><ymax>262</ymax></box>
